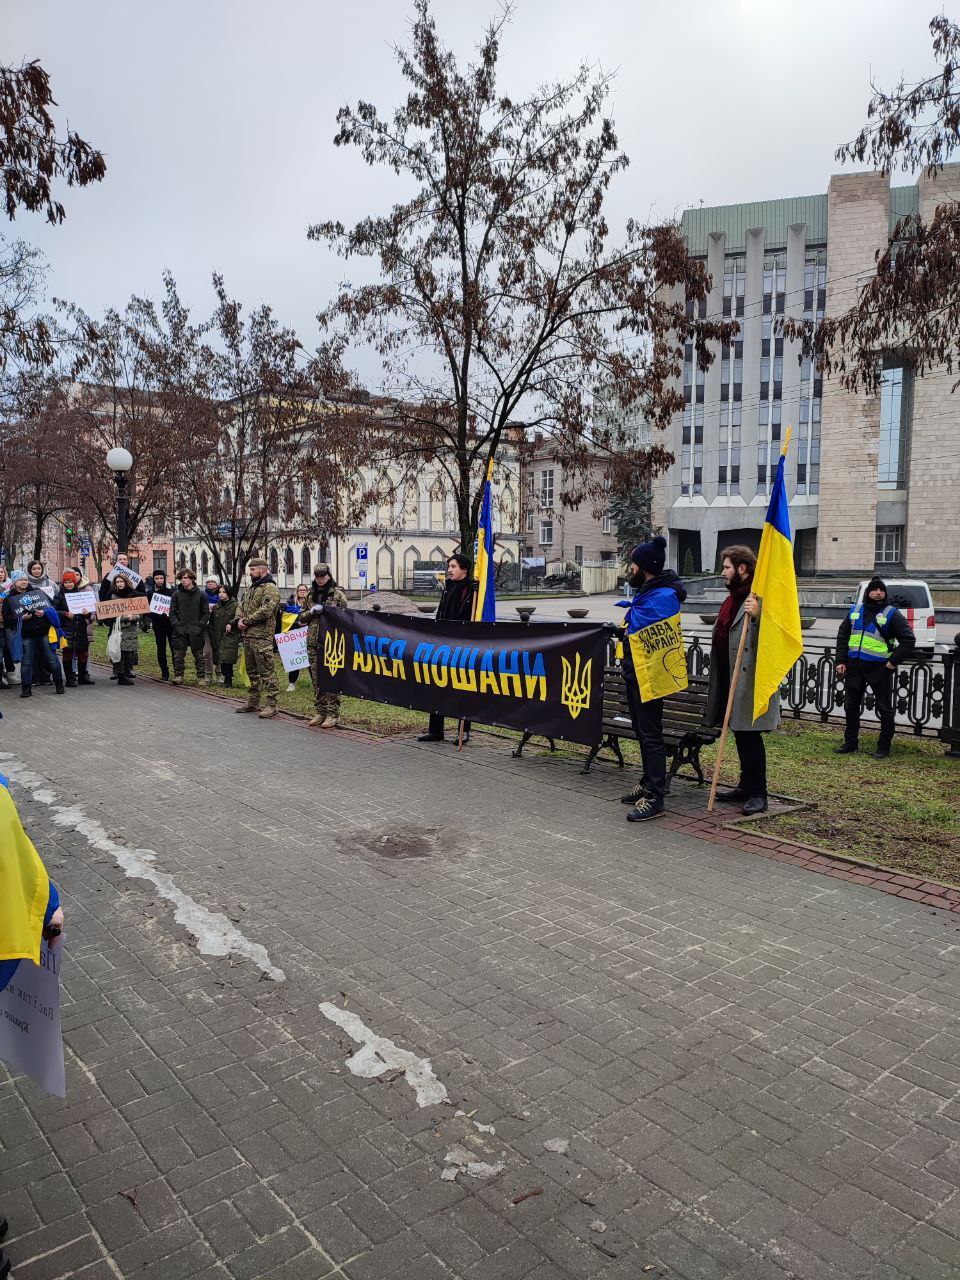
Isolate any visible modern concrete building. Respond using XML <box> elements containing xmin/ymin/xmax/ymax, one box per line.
<box><xmin>652</xmin><ymin>165</ymin><xmax>960</xmax><ymax>575</ymax></box>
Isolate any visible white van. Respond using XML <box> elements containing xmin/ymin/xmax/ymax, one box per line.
<box><xmin>854</xmin><ymin>579</ymin><xmax>936</xmax><ymax>653</ymax></box>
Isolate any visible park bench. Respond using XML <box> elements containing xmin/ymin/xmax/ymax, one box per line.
<box><xmin>512</xmin><ymin>665</ymin><xmax>718</xmax><ymax>786</ymax></box>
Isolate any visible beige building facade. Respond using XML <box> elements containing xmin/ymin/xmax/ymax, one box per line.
<box><xmin>652</xmin><ymin>166</ymin><xmax>960</xmax><ymax>575</ymax></box>
<box><xmin>520</xmin><ymin>445</ymin><xmax>619</xmax><ymax>575</ymax></box>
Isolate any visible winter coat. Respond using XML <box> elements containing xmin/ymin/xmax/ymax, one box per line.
<box><xmin>435</xmin><ymin>577</ymin><xmax>474</xmax><ymax>623</ymax></box>
<box><xmin>238</xmin><ymin>574</ymin><xmax>281</xmax><ymax>641</ymax></box>
<box><xmin>210</xmin><ymin>599</ymin><xmax>241</xmax><ymax>664</ymax></box>
<box><xmin>298</xmin><ymin>580</ymin><xmax>347</xmax><ymax>648</ymax></box>
<box><xmin>836</xmin><ymin>600</ymin><xmax>915</xmax><ymax>671</ymax></box>
<box><xmin>146</xmin><ymin>578</ymin><xmax>174</xmax><ymax>636</ymax></box>
<box><xmin>26</xmin><ymin>572</ymin><xmax>55</xmax><ymax>596</ymax></box>
<box><xmin>99</xmin><ymin>569</ymin><xmax>147</xmax><ymax>602</ymax></box>
<box><xmin>705</xmin><ymin>597</ymin><xmax>781</xmax><ymax>733</ymax></box>
<box><xmin>112</xmin><ymin>612</ymin><xmax>140</xmax><ymax>655</ymax></box>
<box><xmin>52</xmin><ymin>585</ymin><xmax>95</xmax><ymax>648</ymax></box>
<box><xmin>170</xmin><ymin>585</ymin><xmax>209</xmax><ymax>636</ymax></box>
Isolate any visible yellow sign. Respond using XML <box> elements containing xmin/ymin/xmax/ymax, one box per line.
<box><xmin>323</xmin><ymin>629</ymin><xmax>346</xmax><ymax>676</ymax></box>
<box><xmin>560</xmin><ymin>652</ymin><xmax>592</xmax><ymax>720</ymax></box>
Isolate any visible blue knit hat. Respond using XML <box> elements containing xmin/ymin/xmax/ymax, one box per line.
<box><xmin>629</xmin><ymin>536</ymin><xmax>667</xmax><ymax>575</ymax></box>
<box><xmin>10</xmin><ymin>570</ymin><xmax>27</xmax><ymax>583</ymax></box>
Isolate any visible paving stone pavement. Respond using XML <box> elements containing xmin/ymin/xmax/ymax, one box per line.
<box><xmin>1</xmin><ymin>676</ymin><xmax>960</xmax><ymax>1280</ymax></box>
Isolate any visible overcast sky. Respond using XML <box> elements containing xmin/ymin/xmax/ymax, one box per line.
<box><xmin>3</xmin><ymin>0</ymin><xmax>948</xmax><ymax>387</ymax></box>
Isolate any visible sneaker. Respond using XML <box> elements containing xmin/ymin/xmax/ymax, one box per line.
<box><xmin>308</xmin><ymin>714</ymin><xmax>325</xmax><ymax>727</ymax></box>
<box><xmin>236</xmin><ymin>703</ymin><xmax>260</xmax><ymax>713</ymax></box>
<box><xmin>117</xmin><ymin>675</ymin><xmax>134</xmax><ymax>686</ymax></box>
<box><xmin>286</xmin><ymin>682</ymin><xmax>296</xmax><ymax>694</ymax></box>
<box><xmin>741</xmin><ymin>795</ymin><xmax>768</xmax><ymax>816</ymax></box>
<box><xmin>621</xmin><ymin>781</ymin><xmax>651</xmax><ymax>805</ymax></box>
<box><xmin>321</xmin><ymin>715</ymin><xmax>338</xmax><ymax>729</ymax></box>
<box><xmin>258</xmin><ymin>706</ymin><xmax>278</xmax><ymax>719</ymax></box>
<box><xmin>417</xmin><ymin>733</ymin><xmax>444</xmax><ymax>743</ymax></box>
<box><xmin>834</xmin><ymin>743</ymin><xmax>858</xmax><ymax>755</ymax></box>
<box><xmin>627</xmin><ymin>797</ymin><xmax>665</xmax><ymax>822</ymax></box>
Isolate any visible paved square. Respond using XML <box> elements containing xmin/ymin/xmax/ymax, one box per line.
<box><xmin>1</xmin><ymin>675</ymin><xmax>959</xmax><ymax>1279</ymax></box>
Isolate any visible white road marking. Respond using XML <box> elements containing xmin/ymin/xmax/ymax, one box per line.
<box><xmin>318</xmin><ymin>1001</ymin><xmax>449</xmax><ymax>1107</ymax></box>
<box><xmin>0</xmin><ymin>754</ymin><xmax>285</xmax><ymax>982</ymax></box>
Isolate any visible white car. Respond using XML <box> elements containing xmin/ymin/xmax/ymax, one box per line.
<box><xmin>854</xmin><ymin>579</ymin><xmax>936</xmax><ymax>652</ymax></box>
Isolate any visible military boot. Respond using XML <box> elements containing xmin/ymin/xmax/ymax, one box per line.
<box><xmin>258</xmin><ymin>705</ymin><xmax>278</xmax><ymax>720</ymax></box>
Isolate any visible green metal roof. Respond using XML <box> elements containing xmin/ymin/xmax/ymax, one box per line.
<box><xmin>681</xmin><ymin>194</ymin><xmax>828</xmax><ymax>256</ymax></box>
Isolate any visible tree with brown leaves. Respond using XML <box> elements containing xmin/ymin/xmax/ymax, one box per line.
<box><xmin>310</xmin><ymin>1</ymin><xmax>731</xmax><ymax>554</ymax></box>
<box><xmin>793</xmin><ymin>16</ymin><xmax>960</xmax><ymax>391</ymax></box>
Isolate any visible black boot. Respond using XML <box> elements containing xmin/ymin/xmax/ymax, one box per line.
<box><xmin>65</xmin><ymin>673</ymin><xmax>78</xmax><ymax>688</ymax></box>
<box><xmin>54</xmin><ymin>680</ymin><xmax>65</xmax><ymax>694</ymax></box>
<box><xmin>835</xmin><ymin>742</ymin><xmax>858</xmax><ymax>755</ymax></box>
<box><xmin>20</xmin><ymin>685</ymin><xmax>32</xmax><ymax>699</ymax></box>
<box><xmin>0</xmin><ymin>1247</ymin><xmax>11</xmax><ymax>1279</ymax></box>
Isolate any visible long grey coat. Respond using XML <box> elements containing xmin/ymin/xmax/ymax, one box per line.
<box><xmin>704</xmin><ymin>598</ymin><xmax>782</xmax><ymax>733</ymax></box>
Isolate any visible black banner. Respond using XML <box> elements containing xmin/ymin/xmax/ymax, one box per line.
<box><xmin>315</xmin><ymin>607</ymin><xmax>607</xmax><ymax>745</ymax></box>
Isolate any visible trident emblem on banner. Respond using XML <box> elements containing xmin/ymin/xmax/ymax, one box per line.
<box><xmin>561</xmin><ymin>652</ymin><xmax>592</xmax><ymax>720</ymax></box>
<box><xmin>323</xmin><ymin>629</ymin><xmax>346</xmax><ymax>676</ymax></box>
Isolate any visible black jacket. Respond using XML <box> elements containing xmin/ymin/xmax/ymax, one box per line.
<box><xmin>99</xmin><ymin>570</ymin><xmax>148</xmax><ymax>602</ymax></box>
<box><xmin>836</xmin><ymin>600</ymin><xmax>915</xmax><ymax>669</ymax></box>
<box><xmin>52</xmin><ymin>586</ymin><xmax>94</xmax><ymax>646</ymax></box>
<box><xmin>170</xmin><ymin>584</ymin><xmax>209</xmax><ymax>634</ymax></box>
<box><xmin>436</xmin><ymin>577</ymin><xmax>474</xmax><ymax>623</ymax></box>
<box><xmin>146</xmin><ymin>577</ymin><xmax>173</xmax><ymax>635</ymax></box>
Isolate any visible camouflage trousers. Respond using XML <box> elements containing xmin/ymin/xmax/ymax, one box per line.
<box><xmin>243</xmin><ymin>637</ymin><xmax>279</xmax><ymax>707</ymax></box>
<box><xmin>307</xmin><ymin>645</ymin><xmax>340</xmax><ymax>718</ymax></box>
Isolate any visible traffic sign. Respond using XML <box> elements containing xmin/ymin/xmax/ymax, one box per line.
<box><xmin>356</xmin><ymin>544</ymin><xmax>368</xmax><ymax>562</ymax></box>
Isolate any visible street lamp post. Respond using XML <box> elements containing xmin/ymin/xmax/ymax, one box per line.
<box><xmin>106</xmin><ymin>447</ymin><xmax>133</xmax><ymax>555</ymax></box>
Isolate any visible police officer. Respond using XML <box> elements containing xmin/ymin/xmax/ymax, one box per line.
<box><xmin>835</xmin><ymin>577</ymin><xmax>915</xmax><ymax>759</ymax></box>
<box><xmin>235</xmin><ymin>558</ymin><xmax>281</xmax><ymax>719</ymax></box>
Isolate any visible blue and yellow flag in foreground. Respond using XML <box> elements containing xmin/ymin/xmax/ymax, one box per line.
<box><xmin>0</xmin><ymin>775</ymin><xmax>49</xmax><ymax>967</ymax></box>
<box><xmin>624</xmin><ymin>588</ymin><xmax>689</xmax><ymax>702</ymax></box>
<box><xmin>752</xmin><ymin>429</ymin><xmax>803</xmax><ymax>722</ymax></box>
<box><xmin>473</xmin><ymin>459</ymin><xmax>496</xmax><ymax>623</ymax></box>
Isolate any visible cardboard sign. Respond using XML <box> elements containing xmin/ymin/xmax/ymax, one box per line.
<box><xmin>149</xmin><ymin>593</ymin><xmax>171</xmax><ymax>617</ymax></box>
<box><xmin>7</xmin><ymin>589</ymin><xmax>53</xmax><ymax>618</ymax></box>
<box><xmin>107</xmin><ymin>563</ymin><xmax>143</xmax><ymax>587</ymax></box>
<box><xmin>0</xmin><ymin>942</ymin><xmax>66</xmax><ymax>1098</ymax></box>
<box><xmin>96</xmin><ymin>596</ymin><xmax>150</xmax><ymax>620</ymax></box>
<box><xmin>64</xmin><ymin>589</ymin><xmax>98</xmax><ymax>616</ymax></box>
<box><xmin>275</xmin><ymin>626</ymin><xmax>310</xmax><ymax>673</ymax></box>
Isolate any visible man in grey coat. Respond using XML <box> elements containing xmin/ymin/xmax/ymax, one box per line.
<box><xmin>705</xmin><ymin>544</ymin><xmax>780</xmax><ymax>815</ymax></box>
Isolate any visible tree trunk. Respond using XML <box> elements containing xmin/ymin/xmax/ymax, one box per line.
<box><xmin>33</xmin><ymin>509</ymin><xmax>45</xmax><ymax>562</ymax></box>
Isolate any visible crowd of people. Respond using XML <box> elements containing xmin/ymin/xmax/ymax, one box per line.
<box><xmin>0</xmin><ymin>555</ymin><xmax>350</xmax><ymax>726</ymax></box>
<box><xmin>2</xmin><ymin>544</ymin><xmax>918</xmax><ymax>813</ymax></box>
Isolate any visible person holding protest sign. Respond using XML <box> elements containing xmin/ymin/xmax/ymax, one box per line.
<box><xmin>52</xmin><ymin>569</ymin><xmax>96</xmax><ymax>687</ymax></box>
<box><xmin>1</xmin><ymin>572</ymin><xmax>63</xmax><ymax>699</ymax></box>
<box><xmin>203</xmin><ymin>577</ymin><xmax>221</xmax><ymax>679</ymax></box>
<box><xmin>170</xmin><ymin>569</ymin><xmax>210</xmax><ymax>685</ymax></box>
<box><xmin>26</xmin><ymin>559</ymin><xmax>55</xmax><ymax>596</ymax></box>
<box><xmin>210</xmin><ymin>585</ymin><xmax>240</xmax><ymax>686</ymax></box>
<box><xmin>1</xmin><ymin>770</ymin><xmax>65</xmax><ymax>1280</ymax></box>
<box><xmin>98</xmin><ymin>553</ymin><xmax>147</xmax><ymax>603</ymax></box>
<box><xmin>619</xmin><ymin>536</ymin><xmax>689</xmax><ymax>823</ymax></box>
<box><xmin>300</xmin><ymin>563</ymin><xmax>346</xmax><ymax>727</ymax></box>
<box><xmin>281</xmin><ymin>582</ymin><xmax>310</xmax><ymax>693</ymax></box>
<box><xmin>145</xmin><ymin>569</ymin><xmax>174</xmax><ymax>680</ymax></box>
<box><xmin>106</xmin><ymin>574</ymin><xmax>141</xmax><ymax>686</ymax></box>
<box><xmin>418</xmin><ymin>553</ymin><xmax>476</xmax><ymax>743</ymax></box>
<box><xmin>236</xmin><ymin>558</ymin><xmax>281</xmax><ymax>719</ymax></box>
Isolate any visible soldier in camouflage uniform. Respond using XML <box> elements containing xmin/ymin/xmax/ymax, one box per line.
<box><xmin>235</xmin><ymin>558</ymin><xmax>282</xmax><ymax>719</ymax></box>
<box><xmin>299</xmin><ymin>563</ymin><xmax>347</xmax><ymax>728</ymax></box>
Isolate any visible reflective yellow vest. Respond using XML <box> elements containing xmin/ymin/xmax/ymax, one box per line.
<box><xmin>847</xmin><ymin>605</ymin><xmax>894</xmax><ymax>664</ymax></box>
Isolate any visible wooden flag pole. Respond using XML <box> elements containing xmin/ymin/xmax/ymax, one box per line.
<box><xmin>707</xmin><ymin>612</ymin><xmax>752</xmax><ymax>813</ymax></box>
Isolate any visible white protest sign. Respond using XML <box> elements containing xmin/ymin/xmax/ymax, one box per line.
<box><xmin>64</xmin><ymin>589</ymin><xmax>98</xmax><ymax>616</ymax></box>
<box><xmin>275</xmin><ymin>626</ymin><xmax>310</xmax><ymax>673</ymax></box>
<box><xmin>149</xmin><ymin>592</ymin><xmax>171</xmax><ymax>617</ymax></box>
<box><xmin>0</xmin><ymin>941</ymin><xmax>66</xmax><ymax>1097</ymax></box>
<box><xmin>107</xmin><ymin>562</ymin><xmax>144</xmax><ymax>587</ymax></box>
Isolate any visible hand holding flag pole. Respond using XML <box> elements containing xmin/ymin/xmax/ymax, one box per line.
<box><xmin>458</xmin><ymin>458</ymin><xmax>497</xmax><ymax>752</ymax></box>
<box><xmin>707</xmin><ymin>427</ymin><xmax>798</xmax><ymax>813</ymax></box>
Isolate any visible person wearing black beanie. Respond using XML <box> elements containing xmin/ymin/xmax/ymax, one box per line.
<box><xmin>835</xmin><ymin>576</ymin><xmax>915</xmax><ymax>758</ymax></box>
<box><xmin>418</xmin><ymin>553</ymin><xmax>476</xmax><ymax>743</ymax></box>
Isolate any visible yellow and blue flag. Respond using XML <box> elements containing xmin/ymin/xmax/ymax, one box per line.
<box><xmin>0</xmin><ymin>774</ymin><xmax>50</xmax><ymax>969</ymax></box>
<box><xmin>622</xmin><ymin>583</ymin><xmax>689</xmax><ymax>702</ymax></box>
<box><xmin>752</xmin><ymin>429</ymin><xmax>803</xmax><ymax>722</ymax></box>
<box><xmin>473</xmin><ymin>458</ymin><xmax>496</xmax><ymax>623</ymax></box>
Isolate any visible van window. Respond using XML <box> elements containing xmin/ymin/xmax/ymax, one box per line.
<box><xmin>884</xmin><ymin>586</ymin><xmax>930</xmax><ymax>609</ymax></box>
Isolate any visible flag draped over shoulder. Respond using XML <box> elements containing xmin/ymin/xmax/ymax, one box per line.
<box><xmin>752</xmin><ymin>432</ymin><xmax>803</xmax><ymax>722</ymax></box>
<box><xmin>473</xmin><ymin>459</ymin><xmax>496</xmax><ymax>623</ymax></box>
<box><xmin>625</xmin><ymin>589</ymin><xmax>689</xmax><ymax>702</ymax></box>
<box><xmin>0</xmin><ymin>774</ymin><xmax>49</xmax><ymax>966</ymax></box>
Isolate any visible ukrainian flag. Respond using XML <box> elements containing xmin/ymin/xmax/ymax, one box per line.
<box><xmin>624</xmin><ymin>590</ymin><xmax>689</xmax><ymax>701</ymax></box>
<box><xmin>473</xmin><ymin>459</ymin><xmax>496</xmax><ymax>623</ymax></box>
<box><xmin>752</xmin><ymin>429</ymin><xmax>803</xmax><ymax>722</ymax></box>
<box><xmin>0</xmin><ymin>774</ymin><xmax>50</xmax><ymax>968</ymax></box>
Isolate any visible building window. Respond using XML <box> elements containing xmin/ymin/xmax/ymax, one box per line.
<box><xmin>526</xmin><ymin>507</ymin><xmax>533</xmax><ymax>533</ymax></box>
<box><xmin>878</xmin><ymin>365</ymin><xmax>909</xmax><ymax>488</ymax></box>
<box><xmin>301</xmin><ymin>546</ymin><xmax>311</xmax><ymax>577</ymax></box>
<box><xmin>602</xmin><ymin>510</ymin><xmax>612</xmax><ymax>535</ymax></box>
<box><xmin>284</xmin><ymin>546</ymin><xmax>295</xmax><ymax>576</ymax></box>
<box><xmin>201</xmin><ymin>550</ymin><xmax>209</xmax><ymax>577</ymax></box>
<box><xmin>189</xmin><ymin>549</ymin><xmax>197</xmax><ymax>573</ymax></box>
<box><xmin>876</xmin><ymin>525</ymin><xmax>902</xmax><ymax>564</ymax></box>
<box><xmin>269</xmin><ymin>547</ymin><xmax>279</xmax><ymax>576</ymax></box>
<box><xmin>153</xmin><ymin>551</ymin><xmax>168</xmax><ymax>573</ymax></box>
<box><xmin>574</xmin><ymin>545</ymin><xmax>583</xmax><ymax>565</ymax></box>
<box><xmin>538</xmin><ymin>468</ymin><xmax>554</xmax><ymax>509</ymax></box>
<box><xmin>539</xmin><ymin>520</ymin><xmax>553</xmax><ymax>546</ymax></box>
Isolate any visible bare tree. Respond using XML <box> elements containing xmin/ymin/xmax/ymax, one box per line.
<box><xmin>790</xmin><ymin>16</ymin><xmax>960</xmax><ymax>391</ymax></box>
<box><xmin>1</xmin><ymin>373</ymin><xmax>79</xmax><ymax>559</ymax></box>
<box><xmin>310</xmin><ymin>1</ymin><xmax>731</xmax><ymax>552</ymax></box>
